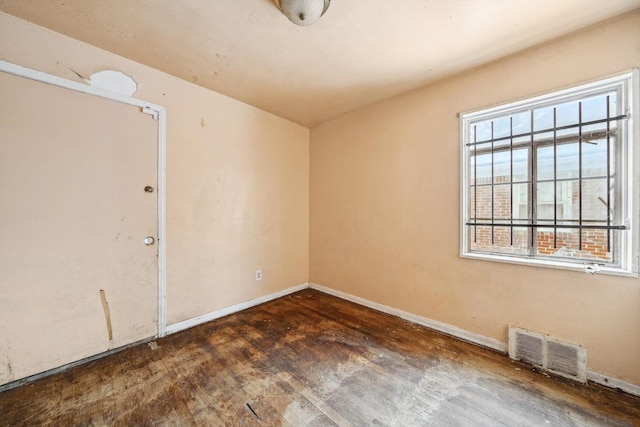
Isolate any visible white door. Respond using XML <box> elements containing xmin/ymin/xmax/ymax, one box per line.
<box><xmin>0</xmin><ymin>71</ymin><xmax>159</xmax><ymax>384</ymax></box>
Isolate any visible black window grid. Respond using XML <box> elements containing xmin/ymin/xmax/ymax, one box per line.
<box><xmin>467</xmin><ymin>95</ymin><xmax>627</xmax><ymax>256</ymax></box>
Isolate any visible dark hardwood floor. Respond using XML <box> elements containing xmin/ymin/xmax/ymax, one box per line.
<box><xmin>1</xmin><ymin>289</ymin><xmax>639</xmax><ymax>426</ymax></box>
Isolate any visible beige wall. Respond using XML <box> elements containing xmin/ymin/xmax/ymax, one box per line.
<box><xmin>0</xmin><ymin>11</ymin><xmax>309</xmax><ymax>337</ymax></box>
<box><xmin>310</xmin><ymin>11</ymin><xmax>640</xmax><ymax>385</ymax></box>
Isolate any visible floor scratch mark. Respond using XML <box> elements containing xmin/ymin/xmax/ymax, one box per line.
<box><xmin>246</xmin><ymin>402</ymin><xmax>262</xmax><ymax>421</ymax></box>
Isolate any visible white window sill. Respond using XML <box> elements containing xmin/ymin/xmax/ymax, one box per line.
<box><xmin>459</xmin><ymin>251</ymin><xmax>638</xmax><ymax>278</ymax></box>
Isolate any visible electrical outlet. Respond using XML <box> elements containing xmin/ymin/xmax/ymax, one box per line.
<box><xmin>255</xmin><ymin>270</ymin><xmax>262</xmax><ymax>281</ymax></box>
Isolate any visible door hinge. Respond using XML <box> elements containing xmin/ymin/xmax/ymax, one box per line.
<box><xmin>141</xmin><ymin>107</ymin><xmax>159</xmax><ymax>120</ymax></box>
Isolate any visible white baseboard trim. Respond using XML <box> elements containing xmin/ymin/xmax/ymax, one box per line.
<box><xmin>6</xmin><ymin>282</ymin><xmax>638</xmax><ymax>397</ymax></box>
<box><xmin>309</xmin><ymin>283</ymin><xmax>507</xmax><ymax>353</ymax></box>
<box><xmin>165</xmin><ymin>282</ymin><xmax>310</xmax><ymax>335</ymax></box>
<box><xmin>587</xmin><ymin>370</ymin><xmax>640</xmax><ymax>397</ymax></box>
<box><xmin>309</xmin><ymin>283</ymin><xmax>640</xmax><ymax>397</ymax></box>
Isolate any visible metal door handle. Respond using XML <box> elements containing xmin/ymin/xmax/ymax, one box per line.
<box><xmin>144</xmin><ymin>236</ymin><xmax>155</xmax><ymax>245</ymax></box>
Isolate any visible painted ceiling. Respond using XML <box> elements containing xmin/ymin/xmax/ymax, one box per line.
<box><xmin>1</xmin><ymin>0</ymin><xmax>639</xmax><ymax>126</ymax></box>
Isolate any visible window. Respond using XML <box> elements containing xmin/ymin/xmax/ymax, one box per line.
<box><xmin>460</xmin><ymin>71</ymin><xmax>639</xmax><ymax>276</ymax></box>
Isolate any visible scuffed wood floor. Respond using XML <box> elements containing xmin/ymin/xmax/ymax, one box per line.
<box><xmin>1</xmin><ymin>289</ymin><xmax>639</xmax><ymax>426</ymax></box>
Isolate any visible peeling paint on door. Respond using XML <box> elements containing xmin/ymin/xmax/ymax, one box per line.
<box><xmin>100</xmin><ymin>290</ymin><xmax>113</xmax><ymax>341</ymax></box>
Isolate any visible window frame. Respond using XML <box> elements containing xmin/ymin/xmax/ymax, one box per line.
<box><xmin>460</xmin><ymin>70</ymin><xmax>639</xmax><ymax>277</ymax></box>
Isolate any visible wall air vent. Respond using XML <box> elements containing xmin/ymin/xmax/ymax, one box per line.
<box><xmin>508</xmin><ymin>326</ymin><xmax>587</xmax><ymax>383</ymax></box>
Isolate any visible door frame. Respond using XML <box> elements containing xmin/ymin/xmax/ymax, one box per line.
<box><xmin>0</xmin><ymin>60</ymin><xmax>168</xmax><ymax>338</ymax></box>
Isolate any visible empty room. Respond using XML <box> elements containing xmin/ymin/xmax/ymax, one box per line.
<box><xmin>1</xmin><ymin>0</ymin><xmax>640</xmax><ymax>425</ymax></box>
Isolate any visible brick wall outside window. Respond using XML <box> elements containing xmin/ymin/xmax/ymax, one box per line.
<box><xmin>469</xmin><ymin>174</ymin><xmax>610</xmax><ymax>261</ymax></box>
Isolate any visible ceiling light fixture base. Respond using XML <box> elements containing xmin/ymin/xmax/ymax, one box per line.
<box><xmin>275</xmin><ymin>0</ymin><xmax>330</xmax><ymax>26</ymax></box>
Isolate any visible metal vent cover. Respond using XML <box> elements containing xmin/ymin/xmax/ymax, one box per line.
<box><xmin>508</xmin><ymin>326</ymin><xmax>587</xmax><ymax>383</ymax></box>
<box><xmin>514</xmin><ymin>330</ymin><xmax>544</xmax><ymax>367</ymax></box>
